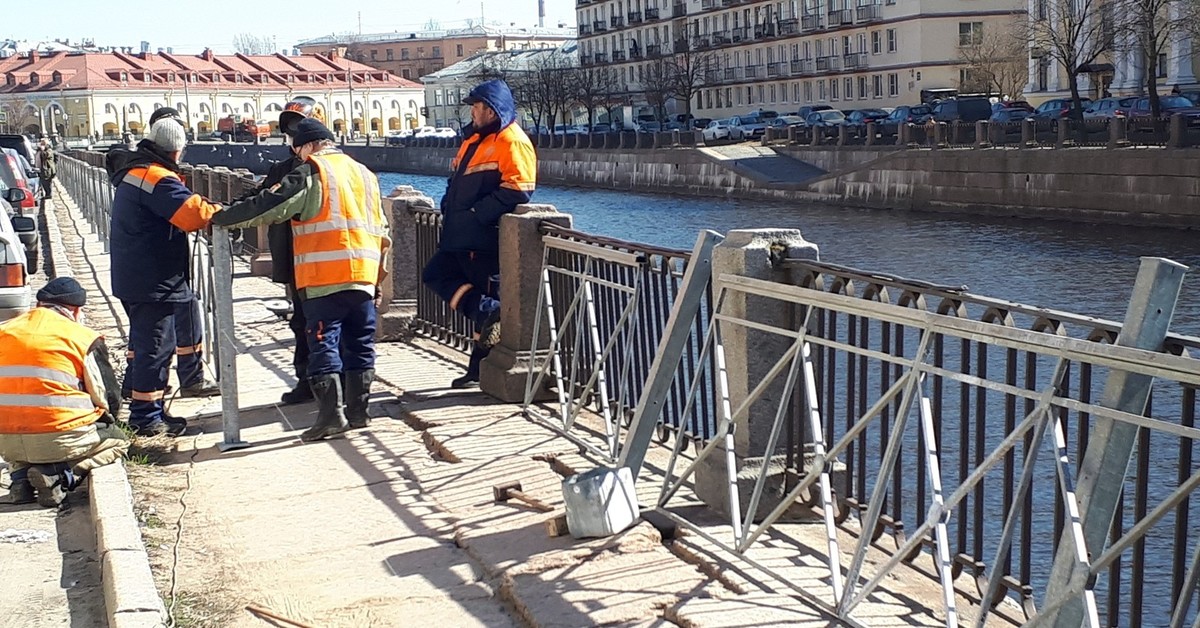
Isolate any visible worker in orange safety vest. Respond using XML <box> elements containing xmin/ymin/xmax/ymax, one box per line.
<box><xmin>0</xmin><ymin>277</ymin><xmax>129</xmax><ymax>507</ymax></box>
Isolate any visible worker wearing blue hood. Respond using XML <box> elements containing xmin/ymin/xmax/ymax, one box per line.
<box><xmin>422</xmin><ymin>79</ymin><xmax>537</xmax><ymax>388</ymax></box>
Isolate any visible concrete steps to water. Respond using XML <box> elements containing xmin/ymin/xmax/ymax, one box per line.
<box><xmin>699</xmin><ymin>145</ymin><xmax>828</xmax><ymax>188</ymax></box>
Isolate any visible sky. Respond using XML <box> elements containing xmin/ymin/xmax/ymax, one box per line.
<box><xmin>4</xmin><ymin>0</ymin><xmax>579</xmax><ymax>54</ymax></box>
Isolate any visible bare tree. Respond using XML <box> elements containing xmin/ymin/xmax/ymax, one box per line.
<box><xmin>232</xmin><ymin>34</ymin><xmax>274</xmax><ymax>55</ymax></box>
<box><xmin>665</xmin><ymin>46</ymin><xmax>717</xmax><ymax>119</ymax></box>
<box><xmin>574</xmin><ymin>65</ymin><xmax>620</xmax><ymax>129</ymax></box>
<box><xmin>1026</xmin><ymin>0</ymin><xmax>1111</xmax><ymax>120</ymax></box>
<box><xmin>958</xmin><ymin>16</ymin><xmax>1028</xmax><ymax>99</ymax></box>
<box><xmin>1112</xmin><ymin>0</ymin><xmax>1190</xmax><ymax>115</ymax></box>
<box><xmin>641</xmin><ymin>57</ymin><xmax>674</xmax><ymax>124</ymax></box>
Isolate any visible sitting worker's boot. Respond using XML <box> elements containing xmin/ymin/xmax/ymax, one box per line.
<box><xmin>300</xmin><ymin>374</ymin><xmax>348</xmax><ymax>442</ymax></box>
<box><xmin>344</xmin><ymin>369</ymin><xmax>376</xmax><ymax>429</ymax></box>
<box><xmin>451</xmin><ymin>345</ymin><xmax>488</xmax><ymax>389</ymax></box>
<box><xmin>179</xmin><ymin>377</ymin><xmax>220</xmax><ymax>398</ymax></box>
<box><xmin>27</xmin><ymin>467</ymin><xmax>73</xmax><ymax>508</ymax></box>
<box><xmin>478</xmin><ymin>308</ymin><xmax>502</xmax><ymax>349</ymax></box>
<box><xmin>280</xmin><ymin>379</ymin><xmax>314</xmax><ymax>405</ymax></box>
<box><xmin>7</xmin><ymin>478</ymin><xmax>34</xmax><ymax>504</ymax></box>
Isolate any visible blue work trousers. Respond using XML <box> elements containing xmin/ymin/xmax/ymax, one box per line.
<box><xmin>123</xmin><ymin>299</ymin><xmax>204</xmax><ymax>428</ymax></box>
<box><xmin>421</xmin><ymin>250</ymin><xmax>500</xmax><ymax>329</ymax></box>
<box><xmin>302</xmin><ymin>289</ymin><xmax>377</xmax><ymax>377</ymax></box>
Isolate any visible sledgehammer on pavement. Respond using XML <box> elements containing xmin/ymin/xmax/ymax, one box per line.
<box><xmin>493</xmin><ymin>481</ymin><xmax>554</xmax><ymax>512</ymax></box>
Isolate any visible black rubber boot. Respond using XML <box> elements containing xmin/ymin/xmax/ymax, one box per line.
<box><xmin>7</xmin><ymin>479</ymin><xmax>34</xmax><ymax>504</ymax></box>
<box><xmin>280</xmin><ymin>379</ymin><xmax>314</xmax><ymax>405</ymax></box>
<box><xmin>345</xmin><ymin>369</ymin><xmax>375</xmax><ymax>429</ymax></box>
<box><xmin>300</xmin><ymin>374</ymin><xmax>348</xmax><ymax>442</ymax></box>
<box><xmin>451</xmin><ymin>345</ymin><xmax>489</xmax><ymax>389</ymax></box>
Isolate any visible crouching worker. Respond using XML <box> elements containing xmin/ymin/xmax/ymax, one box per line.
<box><xmin>0</xmin><ymin>278</ymin><xmax>129</xmax><ymax>507</ymax></box>
<box><xmin>212</xmin><ymin>119</ymin><xmax>390</xmax><ymax>442</ymax></box>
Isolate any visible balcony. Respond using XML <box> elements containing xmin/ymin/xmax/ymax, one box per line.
<box><xmin>816</xmin><ymin>56</ymin><xmax>841</xmax><ymax>72</ymax></box>
<box><xmin>828</xmin><ymin>9</ymin><xmax>854</xmax><ymax>25</ymax></box>
<box><xmin>594</xmin><ymin>52</ymin><xmax>609</xmax><ymax>63</ymax></box>
<box><xmin>755</xmin><ymin>23</ymin><xmax>777</xmax><ymax>39</ymax></box>
<box><xmin>672</xmin><ymin>3</ymin><xmax>687</xmax><ymax>18</ymax></box>
<box><xmin>576</xmin><ymin>0</ymin><xmax>591</xmax><ymax>5</ymax></box>
<box><xmin>843</xmin><ymin>53</ymin><xmax>868</xmax><ymax>69</ymax></box>
<box><xmin>645</xmin><ymin>7</ymin><xmax>660</xmax><ymax>20</ymax></box>
<box><xmin>593</xmin><ymin>20</ymin><xmax>608</xmax><ymax>32</ymax></box>
<box><xmin>673</xmin><ymin>38</ymin><xmax>690</xmax><ymax>53</ymax></box>
<box><xmin>704</xmin><ymin>69</ymin><xmax>721</xmax><ymax>84</ymax></box>
<box><xmin>791</xmin><ymin>58</ymin><xmax>815</xmax><ymax>75</ymax></box>
<box><xmin>856</xmin><ymin>4</ymin><xmax>882</xmax><ymax>22</ymax></box>
<box><xmin>612</xmin><ymin>50</ymin><xmax>627</xmax><ymax>62</ymax></box>
<box><xmin>801</xmin><ymin>14</ymin><xmax>823</xmax><ymax>31</ymax></box>
<box><xmin>766</xmin><ymin>61</ymin><xmax>785</xmax><ymax>77</ymax></box>
<box><xmin>721</xmin><ymin>0</ymin><xmax>738</xmax><ymax>6</ymax></box>
<box><xmin>581</xmin><ymin>54</ymin><xmax>594</xmax><ymax>65</ymax></box>
<box><xmin>724</xmin><ymin>67</ymin><xmax>744</xmax><ymax>82</ymax></box>
<box><xmin>693</xmin><ymin>36</ymin><xmax>711</xmax><ymax>49</ymax></box>
<box><xmin>611</xmin><ymin>16</ymin><xmax>625</xmax><ymax>28</ymax></box>
<box><xmin>646</xmin><ymin>43</ymin><xmax>662</xmax><ymax>57</ymax></box>
<box><xmin>701</xmin><ymin>0</ymin><xmax>717</xmax><ymax>8</ymax></box>
<box><xmin>628</xmin><ymin>11</ymin><xmax>643</xmax><ymax>23</ymax></box>
<box><xmin>629</xmin><ymin>47</ymin><xmax>643</xmax><ymax>59</ymax></box>
<box><xmin>731</xmin><ymin>26</ymin><xmax>749</xmax><ymax>43</ymax></box>
<box><xmin>744</xmin><ymin>65</ymin><xmax>761</xmax><ymax>79</ymax></box>
<box><xmin>579</xmin><ymin>23</ymin><xmax>592</xmax><ymax>35</ymax></box>
<box><xmin>778</xmin><ymin>18</ymin><xmax>800</xmax><ymax>36</ymax></box>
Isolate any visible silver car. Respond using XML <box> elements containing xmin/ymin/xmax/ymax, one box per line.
<box><xmin>0</xmin><ymin>186</ymin><xmax>32</xmax><ymax>322</ymax></box>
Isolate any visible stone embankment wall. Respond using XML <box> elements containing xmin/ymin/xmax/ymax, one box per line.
<box><xmin>184</xmin><ymin>143</ymin><xmax>1200</xmax><ymax>228</ymax></box>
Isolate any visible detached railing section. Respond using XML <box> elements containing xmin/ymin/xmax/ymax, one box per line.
<box><xmin>57</xmin><ymin>154</ymin><xmax>246</xmax><ymax>450</ymax></box>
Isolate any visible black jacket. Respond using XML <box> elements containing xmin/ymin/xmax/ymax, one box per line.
<box><xmin>261</xmin><ymin>156</ymin><xmax>303</xmax><ymax>284</ymax></box>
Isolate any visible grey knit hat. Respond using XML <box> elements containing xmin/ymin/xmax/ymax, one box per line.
<box><xmin>147</xmin><ymin>117</ymin><xmax>187</xmax><ymax>153</ymax></box>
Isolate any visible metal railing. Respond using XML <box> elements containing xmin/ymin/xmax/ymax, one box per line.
<box><xmin>519</xmin><ymin>224</ymin><xmax>717</xmax><ymax>463</ymax></box>
<box><xmin>57</xmin><ymin>154</ymin><xmax>245</xmax><ymax>449</ymax></box>
<box><xmin>642</xmin><ymin>254</ymin><xmax>1200</xmax><ymax>627</ymax></box>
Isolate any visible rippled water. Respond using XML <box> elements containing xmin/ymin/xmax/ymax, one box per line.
<box><xmin>381</xmin><ymin>172</ymin><xmax>1200</xmax><ymax>335</ymax></box>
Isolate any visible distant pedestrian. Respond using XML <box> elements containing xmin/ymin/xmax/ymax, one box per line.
<box><xmin>0</xmin><ymin>278</ymin><xmax>129</xmax><ymax>507</ymax></box>
<box><xmin>213</xmin><ymin>119</ymin><xmax>391</xmax><ymax>442</ymax></box>
<box><xmin>36</xmin><ymin>137</ymin><xmax>56</xmax><ymax>200</ymax></box>
<box><xmin>107</xmin><ymin>114</ymin><xmax>222</xmax><ymax>437</ymax></box>
<box><xmin>421</xmin><ymin>79</ymin><xmax>536</xmax><ymax>388</ymax></box>
<box><xmin>1172</xmin><ymin>84</ymin><xmax>1182</xmax><ymax>95</ymax></box>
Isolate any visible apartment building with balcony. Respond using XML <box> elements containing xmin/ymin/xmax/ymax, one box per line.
<box><xmin>298</xmin><ymin>25</ymin><xmax>575</xmax><ymax>81</ymax></box>
<box><xmin>577</xmin><ymin>0</ymin><xmax>1025</xmax><ymax>118</ymax></box>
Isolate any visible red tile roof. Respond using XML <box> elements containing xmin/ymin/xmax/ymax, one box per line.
<box><xmin>0</xmin><ymin>50</ymin><xmax>421</xmax><ymax>94</ymax></box>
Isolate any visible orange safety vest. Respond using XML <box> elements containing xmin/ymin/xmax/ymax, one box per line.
<box><xmin>291</xmin><ymin>152</ymin><xmax>386</xmax><ymax>290</ymax></box>
<box><xmin>0</xmin><ymin>308</ymin><xmax>103</xmax><ymax>434</ymax></box>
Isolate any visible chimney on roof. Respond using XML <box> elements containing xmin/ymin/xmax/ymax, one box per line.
<box><xmin>202</xmin><ymin>48</ymin><xmax>214</xmax><ymax>61</ymax></box>
<box><xmin>29</xmin><ymin>49</ymin><xmax>38</xmax><ymax>62</ymax></box>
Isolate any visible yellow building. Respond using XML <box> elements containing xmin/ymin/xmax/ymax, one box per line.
<box><xmin>0</xmin><ymin>48</ymin><xmax>425</xmax><ymax>139</ymax></box>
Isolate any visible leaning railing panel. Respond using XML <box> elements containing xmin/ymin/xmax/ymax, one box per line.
<box><xmin>409</xmin><ymin>207</ymin><xmax>474</xmax><ymax>350</ymax></box>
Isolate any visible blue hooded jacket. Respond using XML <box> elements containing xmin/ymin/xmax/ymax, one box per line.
<box><xmin>439</xmin><ymin>79</ymin><xmax>537</xmax><ymax>253</ymax></box>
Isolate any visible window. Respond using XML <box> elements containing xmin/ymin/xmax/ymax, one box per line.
<box><xmin>434</xmin><ymin>90</ymin><xmax>443</xmax><ymax>106</ymax></box>
<box><xmin>432</xmin><ymin>46</ymin><xmax>441</xmax><ymax>58</ymax></box>
<box><xmin>29</xmin><ymin>72</ymin><xmax>39</xmax><ymax>85</ymax></box>
<box><xmin>871</xmin><ymin>31</ymin><xmax>881</xmax><ymax>54</ymax></box>
<box><xmin>958</xmin><ymin>22</ymin><xmax>983</xmax><ymax>47</ymax></box>
<box><xmin>793</xmin><ymin>82</ymin><xmax>800</xmax><ymax>102</ymax></box>
<box><xmin>1157</xmin><ymin>53</ymin><xmax>1167</xmax><ymax>78</ymax></box>
<box><xmin>803</xmin><ymin>81</ymin><xmax>813</xmax><ymax>102</ymax></box>
<box><xmin>386</xmin><ymin>49</ymin><xmax>394</xmax><ymax>60</ymax></box>
<box><xmin>872</xmin><ymin>74</ymin><xmax>883</xmax><ymax>98</ymax></box>
<box><xmin>830</xmin><ymin>79</ymin><xmax>839</xmax><ymax>100</ymax></box>
<box><xmin>857</xmin><ymin>34</ymin><xmax>867</xmax><ymax>55</ymax></box>
<box><xmin>401</xmin><ymin>49</ymin><xmax>410</xmax><ymax>60</ymax></box>
<box><xmin>370</xmin><ymin>50</ymin><xmax>378</xmax><ymax>60</ymax></box>
<box><xmin>887</xmin><ymin>29</ymin><xmax>897</xmax><ymax>53</ymax></box>
<box><xmin>818</xmin><ymin>80</ymin><xmax>826</xmax><ymax>100</ymax></box>
<box><xmin>456</xmin><ymin>44</ymin><xmax>464</xmax><ymax>56</ymax></box>
<box><xmin>844</xmin><ymin>78</ymin><xmax>853</xmax><ymax>98</ymax></box>
<box><xmin>888</xmin><ymin>73</ymin><xmax>898</xmax><ymax>97</ymax></box>
<box><xmin>402</xmin><ymin>69</ymin><xmax>411</xmax><ymax>79</ymax></box>
<box><xmin>757</xmin><ymin>85</ymin><xmax>764</xmax><ymax>103</ymax></box>
<box><xmin>858</xmin><ymin>76</ymin><xmax>868</xmax><ymax>99</ymax></box>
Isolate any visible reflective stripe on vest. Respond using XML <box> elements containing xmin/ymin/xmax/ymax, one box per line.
<box><xmin>0</xmin><ymin>308</ymin><xmax>103</xmax><ymax>434</ymax></box>
<box><xmin>290</xmin><ymin>152</ymin><xmax>385</xmax><ymax>290</ymax></box>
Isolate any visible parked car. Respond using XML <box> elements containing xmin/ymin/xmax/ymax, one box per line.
<box><xmin>0</xmin><ymin>148</ymin><xmax>37</xmax><ymax>216</ymax></box>
<box><xmin>987</xmin><ymin>108</ymin><xmax>1032</xmax><ymax>134</ymax></box>
<box><xmin>691</xmin><ymin>118</ymin><xmax>713</xmax><ymax>130</ymax></box>
<box><xmin>1126</xmin><ymin>95</ymin><xmax>1200</xmax><ymax>129</ymax></box>
<box><xmin>588</xmin><ymin>123</ymin><xmax>613</xmax><ymax>134</ymax></box>
<box><xmin>1082</xmin><ymin>97</ymin><xmax>1137</xmax><ymax>119</ymax></box>
<box><xmin>843</xmin><ymin>108</ymin><xmax>890</xmax><ymax>136</ymax></box>
<box><xmin>702</xmin><ymin>118</ymin><xmax>736</xmax><ymax>142</ymax></box>
<box><xmin>1182</xmin><ymin>91</ymin><xmax>1200</xmax><ymax>106</ymax></box>
<box><xmin>795</xmin><ymin>105</ymin><xmax>833</xmax><ymax>120</ymax></box>
<box><xmin>930</xmin><ymin>97</ymin><xmax>993</xmax><ymax>123</ymax></box>
<box><xmin>805</xmin><ymin>110</ymin><xmax>847</xmax><ymax>138</ymax></box>
<box><xmin>1030</xmin><ymin>98</ymin><xmax>1093</xmax><ymax>124</ymax></box>
<box><xmin>878</xmin><ymin>104</ymin><xmax>933</xmax><ymax>137</ymax></box>
<box><xmin>992</xmin><ymin>100</ymin><xmax>1034</xmax><ymax>114</ymax></box>
<box><xmin>0</xmin><ymin>134</ymin><xmax>40</xmax><ymax>196</ymax></box>
<box><xmin>637</xmin><ymin>121</ymin><xmax>663</xmax><ymax>134</ymax></box>
<box><xmin>0</xmin><ymin>186</ymin><xmax>32</xmax><ymax>322</ymax></box>
<box><xmin>768</xmin><ymin>115</ymin><xmax>807</xmax><ymax>129</ymax></box>
<box><xmin>729</xmin><ymin>113</ymin><xmax>769</xmax><ymax>140</ymax></box>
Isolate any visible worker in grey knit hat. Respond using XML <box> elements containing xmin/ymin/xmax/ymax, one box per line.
<box><xmin>105</xmin><ymin>110</ymin><xmax>223</xmax><ymax>438</ymax></box>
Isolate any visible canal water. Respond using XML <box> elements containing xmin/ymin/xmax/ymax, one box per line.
<box><xmin>380</xmin><ymin>172</ymin><xmax>1200</xmax><ymax>336</ymax></box>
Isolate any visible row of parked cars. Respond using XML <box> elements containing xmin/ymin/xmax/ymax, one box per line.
<box><xmin>0</xmin><ymin>134</ymin><xmax>41</xmax><ymax>322</ymax></box>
